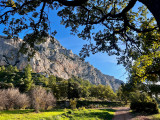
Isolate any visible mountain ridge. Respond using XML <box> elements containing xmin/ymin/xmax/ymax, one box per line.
<box><xmin>0</xmin><ymin>36</ymin><xmax>123</xmax><ymax>91</ymax></box>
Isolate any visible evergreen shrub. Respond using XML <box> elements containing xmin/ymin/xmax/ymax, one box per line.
<box><xmin>130</xmin><ymin>101</ymin><xmax>159</xmax><ymax>114</ymax></box>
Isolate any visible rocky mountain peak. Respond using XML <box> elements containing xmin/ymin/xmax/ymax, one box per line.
<box><xmin>0</xmin><ymin>36</ymin><xmax>123</xmax><ymax>91</ymax></box>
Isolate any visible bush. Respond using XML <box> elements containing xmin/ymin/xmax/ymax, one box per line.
<box><xmin>44</xmin><ymin>92</ymin><xmax>56</xmax><ymax>110</ymax></box>
<box><xmin>16</xmin><ymin>93</ymin><xmax>30</xmax><ymax>109</ymax></box>
<box><xmin>76</xmin><ymin>100</ymin><xmax>122</xmax><ymax>108</ymax></box>
<box><xmin>130</xmin><ymin>91</ymin><xmax>159</xmax><ymax>114</ymax></box>
<box><xmin>0</xmin><ymin>89</ymin><xmax>7</xmax><ymax>110</ymax></box>
<box><xmin>30</xmin><ymin>86</ymin><xmax>56</xmax><ymax>112</ymax></box>
<box><xmin>0</xmin><ymin>88</ymin><xmax>29</xmax><ymax>110</ymax></box>
<box><xmin>70</xmin><ymin>99</ymin><xmax>77</xmax><ymax>109</ymax></box>
<box><xmin>130</xmin><ymin>101</ymin><xmax>159</xmax><ymax>114</ymax></box>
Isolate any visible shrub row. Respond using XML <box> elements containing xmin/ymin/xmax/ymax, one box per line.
<box><xmin>56</xmin><ymin>100</ymin><xmax>122</xmax><ymax>109</ymax></box>
<box><xmin>130</xmin><ymin>101</ymin><xmax>159</xmax><ymax>114</ymax></box>
<box><xmin>0</xmin><ymin>87</ymin><xmax>56</xmax><ymax>112</ymax></box>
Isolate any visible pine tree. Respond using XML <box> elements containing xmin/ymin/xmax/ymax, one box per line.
<box><xmin>24</xmin><ymin>64</ymin><xmax>33</xmax><ymax>92</ymax></box>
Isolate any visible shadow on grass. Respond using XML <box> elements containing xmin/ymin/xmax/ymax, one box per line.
<box><xmin>0</xmin><ymin>109</ymin><xmax>64</xmax><ymax>115</ymax></box>
<box><xmin>0</xmin><ymin>109</ymin><xmax>34</xmax><ymax>114</ymax></box>
<box><xmin>40</xmin><ymin>109</ymin><xmax>64</xmax><ymax>112</ymax></box>
<box><xmin>74</xmin><ymin>109</ymin><xmax>116</xmax><ymax>120</ymax></box>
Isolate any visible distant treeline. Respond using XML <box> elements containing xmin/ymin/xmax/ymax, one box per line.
<box><xmin>0</xmin><ymin>65</ymin><xmax>117</xmax><ymax>101</ymax></box>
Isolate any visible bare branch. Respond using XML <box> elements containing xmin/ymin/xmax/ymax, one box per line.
<box><xmin>117</xmin><ymin>0</ymin><xmax>137</xmax><ymax>17</ymax></box>
<box><xmin>35</xmin><ymin>1</ymin><xmax>47</xmax><ymax>27</ymax></box>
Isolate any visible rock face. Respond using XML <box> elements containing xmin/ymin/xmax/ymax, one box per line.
<box><xmin>0</xmin><ymin>36</ymin><xmax>123</xmax><ymax>91</ymax></box>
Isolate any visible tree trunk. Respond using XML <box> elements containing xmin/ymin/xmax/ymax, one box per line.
<box><xmin>155</xmin><ymin>92</ymin><xmax>158</xmax><ymax>99</ymax></box>
<box><xmin>138</xmin><ymin>0</ymin><xmax>160</xmax><ymax>29</ymax></box>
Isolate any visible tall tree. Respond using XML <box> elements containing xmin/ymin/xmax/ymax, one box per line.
<box><xmin>0</xmin><ymin>0</ymin><xmax>159</xmax><ymax>61</ymax></box>
<box><xmin>24</xmin><ymin>64</ymin><xmax>33</xmax><ymax>91</ymax></box>
<box><xmin>68</xmin><ymin>78</ymin><xmax>80</xmax><ymax>99</ymax></box>
<box><xmin>128</xmin><ymin>22</ymin><xmax>160</xmax><ymax>83</ymax></box>
<box><xmin>122</xmin><ymin>21</ymin><xmax>160</xmax><ymax>99</ymax></box>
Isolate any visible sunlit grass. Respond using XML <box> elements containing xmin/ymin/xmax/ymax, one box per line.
<box><xmin>0</xmin><ymin>109</ymin><xmax>115</xmax><ymax>120</ymax></box>
<box><xmin>72</xmin><ymin>109</ymin><xmax>115</xmax><ymax>120</ymax></box>
<box><xmin>59</xmin><ymin>108</ymin><xmax>115</xmax><ymax>120</ymax></box>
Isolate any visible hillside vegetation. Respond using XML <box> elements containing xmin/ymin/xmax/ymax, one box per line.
<box><xmin>0</xmin><ymin>65</ymin><xmax>117</xmax><ymax>101</ymax></box>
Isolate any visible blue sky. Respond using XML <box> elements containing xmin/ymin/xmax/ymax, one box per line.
<box><xmin>0</xmin><ymin>1</ymin><xmax>150</xmax><ymax>83</ymax></box>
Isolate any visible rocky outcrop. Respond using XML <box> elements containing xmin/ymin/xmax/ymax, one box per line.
<box><xmin>0</xmin><ymin>36</ymin><xmax>123</xmax><ymax>91</ymax></box>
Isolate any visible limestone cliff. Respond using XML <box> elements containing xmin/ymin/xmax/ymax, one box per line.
<box><xmin>0</xmin><ymin>36</ymin><xmax>123</xmax><ymax>91</ymax></box>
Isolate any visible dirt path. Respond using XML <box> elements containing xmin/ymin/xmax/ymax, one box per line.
<box><xmin>112</xmin><ymin>107</ymin><xmax>151</xmax><ymax>120</ymax></box>
<box><xmin>112</xmin><ymin>107</ymin><xmax>132</xmax><ymax>120</ymax></box>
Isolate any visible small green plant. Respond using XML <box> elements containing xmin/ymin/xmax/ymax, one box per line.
<box><xmin>70</xmin><ymin>99</ymin><xmax>77</xmax><ymax>110</ymax></box>
<box><xmin>73</xmin><ymin>108</ymin><xmax>78</xmax><ymax>112</ymax></box>
<box><xmin>78</xmin><ymin>106</ymin><xmax>86</xmax><ymax>111</ymax></box>
<box><xmin>52</xmin><ymin>115</ymin><xmax>62</xmax><ymax>120</ymax></box>
<box><xmin>63</xmin><ymin>108</ymin><xmax>67</xmax><ymax>112</ymax></box>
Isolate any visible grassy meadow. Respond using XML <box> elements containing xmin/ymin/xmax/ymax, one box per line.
<box><xmin>0</xmin><ymin>108</ymin><xmax>115</xmax><ymax>120</ymax></box>
<box><xmin>0</xmin><ymin>109</ymin><xmax>64</xmax><ymax>120</ymax></box>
